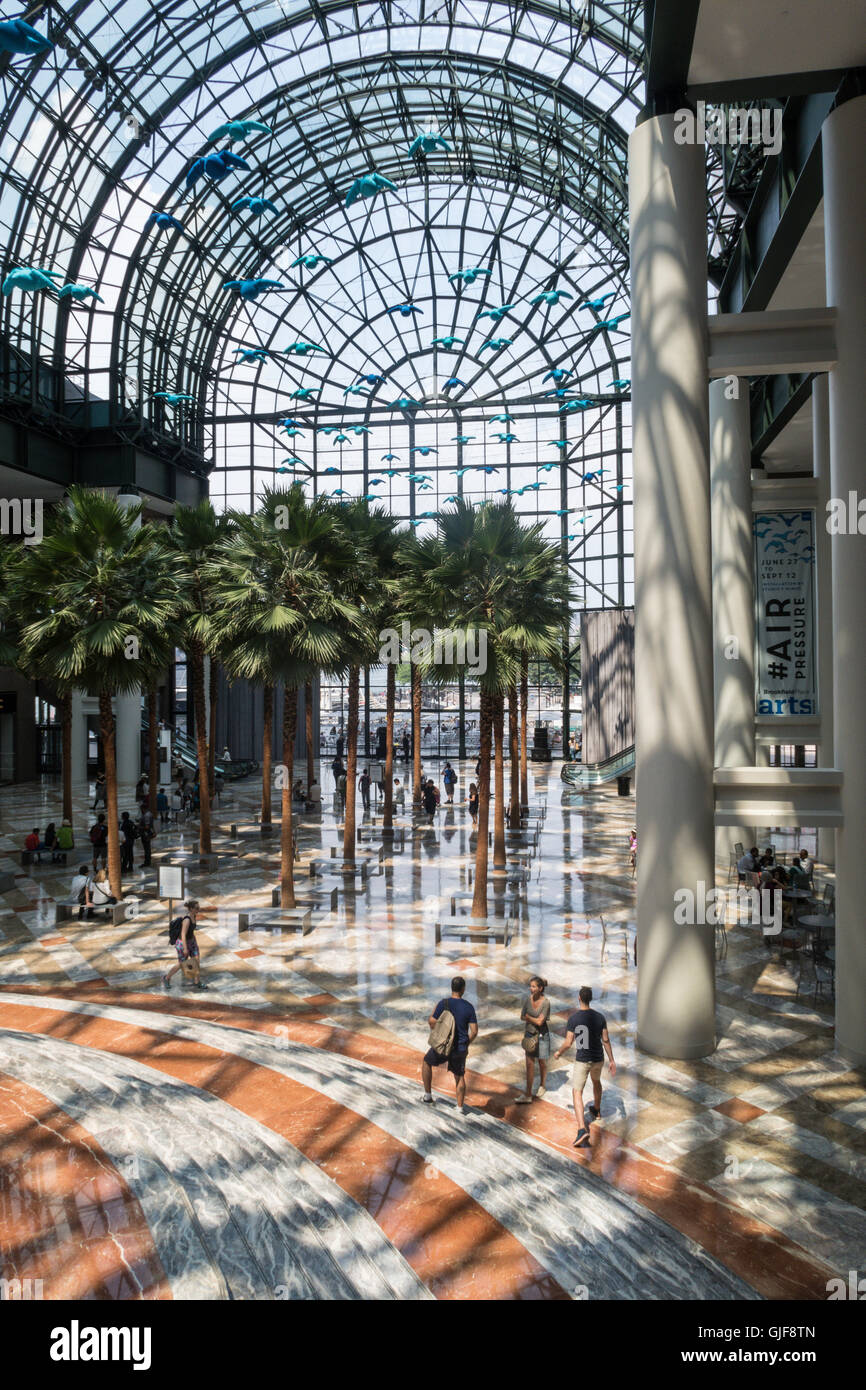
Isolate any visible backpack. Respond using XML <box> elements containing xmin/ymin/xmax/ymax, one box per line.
<box><xmin>168</xmin><ymin>915</ymin><xmax>186</xmax><ymax>944</ymax></box>
<box><xmin>89</xmin><ymin>824</ymin><xmax>104</xmax><ymax>845</ymax></box>
<box><xmin>428</xmin><ymin>1003</ymin><xmax>456</xmax><ymax>1057</ymax></box>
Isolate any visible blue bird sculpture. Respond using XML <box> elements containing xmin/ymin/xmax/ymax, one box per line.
<box><xmin>489</xmin><ymin>413</ymin><xmax>514</xmax><ymax>423</ymax></box>
<box><xmin>232</xmin><ymin>348</ymin><xmax>269</xmax><ymax>363</ymax></box>
<box><xmin>531</xmin><ymin>290</ymin><xmax>572</xmax><ymax>306</ymax></box>
<box><xmin>476</xmin><ymin>465</ymin><xmax>499</xmax><ymax>475</ymax></box>
<box><xmin>542</xmin><ymin>367</ymin><xmax>572</xmax><ymax>384</ymax></box>
<box><xmin>451</xmin><ymin>467</ymin><xmax>471</xmax><ymax>477</ymax></box>
<box><xmin>345</xmin><ymin>172</ymin><xmax>397</xmax><ymax>207</ymax></box>
<box><xmin>231</xmin><ymin>196</ymin><xmax>278</xmax><ymax>216</ymax></box>
<box><xmin>208</xmin><ymin>120</ymin><xmax>272</xmax><ymax>144</ymax></box>
<box><xmin>410</xmin><ymin>447</ymin><xmax>437</xmax><ymax>457</ymax></box>
<box><xmin>431</xmin><ymin>336</ymin><xmax>464</xmax><ymax>349</ymax></box>
<box><xmin>321</xmin><ymin>466</ymin><xmax>340</xmax><ymax>474</ymax></box>
<box><xmin>2</xmin><ymin>266</ymin><xmax>60</xmax><ymax>295</ymax></box>
<box><xmin>280</xmin><ymin>426</ymin><xmax>304</xmax><ymax>438</ymax></box>
<box><xmin>284</xmin><ymin>340</ymin><xmax>324</xmax><ymax>354</ymax></box>
<box><xmin>442</xmin><ymin>378</ymin><xmax>465</xmax><ymax>391</ymax></box>
<box><xmin>387</xmin><ymin>303</ymin><xmax>422</xmax><ymax>318</ymax></box>
<box><xmin>479</xmin><ymin>338</ymin><xmax>512</xmax><ymax>352</ymax></box>
<box><xmin>289</xmin><ymin>387</ymin><xmax>319</xmax><ymax>401</ymax></box>
<box><xmin>477</xmin><ymin>304</ymin><xmax>515</xmax><ymax>323</ymax></box>
<box><xmin>442</xmin><ymin>495</ymin><xmax>459</xmax><ymax>504</ymax></box>
<box><xmin>0</xmin><ymin>18</ymin><xmax>52</xmax><ymax>54</ymax></box>
<box><xmin>381</xmin><ymin>454</ymin><xmax>401</xmax><ymax>463</ymax></box>
<box><xmin>389</xmin><ymin>397</ymin><xmax>420</xmax><ymax>412</ymax></box>
<box><xmin>492</xmin><ymin>433</ymin><xmax>517</xmax><ymax>444</ymax></box>
<box><xmin>559</xmin><ymin>398</ymin><xmax>593</xmax><ymax>413</ymax></box>
<box><xmin>344</xmin><ymin>383</ymin><xmax>369</xmax><ymax>396</ymax></box>
<box><xmin>145</xmin><ymin>211</ymin><xmax>186</xmax><ymax>234</ymax></box>
<box><xmin>581</xmin><ymin>292</ymin><xmax>615</xmax><ymax>311</ymax></box>
<box><xmin>358</xmin><ymin>373</ymin><xmax>387</xmax><ymax>385</ymax></box>
<box><xmin>347</xmin><ymin>426</ymin><xmax>372</xmax><ymax>437</ymax></box>
<box><xmin>223</xmin><ymin>278</ymin><xmax>284</xmax><ymax>301</ymax></box>
<box><xmin>544</xmin><ymin>388</ymin><xmax>571</xmax><ymax>399</ymax></box>
<box><xmin>448</xmin><ymin>268</ymin><xmax>490</xmax><ymax>286</ymax></box>
<box><xmin>596</xmin><ymin>312</ymin><xmax>630</xmax><ymax>331</ymax></box>
<box><xmin>537</xmin><ymin>462</ymin><xmax>557</xmax><ymax>472</ymax></box>
<box><xmin>408</xmin><ymin>132</ymin><xmax>452</xmax><ymax>156</ymax></box>
<box><xmin>187</xmin><ymin>149</ymin><xmax>250</xmax><ymax>188</ymax></box>
<box><xmin>610</xmin><ymin>378</ymin><xmax>630</xmax><ymax>389</ymax></box>
<box><xmin>368</xmin><ymin>479</ymin><xmax>386</xmax><ymax>487</ymax></box>
<box><xmin>58</xmin><ymin>283</ymin><xmax>103</xmax><ymax>303</ymax></box>
<box><xmin>151</xmin><ymin>392</ymin><xmax>194</xmax><ymax>405</ymax></box>
<box><xmin>291</xmin><ymin>253</ymin><xmax>332</xmax><ymax>270</ymax></box>
<box><xmin>380</xmin><ymin>469</ymin><xmax>401</xmax><ymax>477</ymax></box>
<box><xmin>550</xmin><ymin>440</ymin><xmax>569</xmax><ymax>449</ymax></box>
<box><xmin>317</xmin><ymin>426</ymin><xmax>340</xmax><ymax>435</ymax></box>
<box><xmin>452</xmin><ymin>435</ymin><xmax>475</xmax><ymax>444</ymax></box>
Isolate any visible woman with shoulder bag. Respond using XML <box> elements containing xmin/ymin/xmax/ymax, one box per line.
<box><xmin>515</xmin><ymin>976</ymin><xmax>551</xmax><ymax>1104</ymax></box>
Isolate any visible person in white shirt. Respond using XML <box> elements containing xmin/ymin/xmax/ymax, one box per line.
<box><xmin>70</xmin><ymin>864</ymin><xmax>94</xmax><ymax>919</ymax></box>
<box><xmin>789</xmin><ymin>849</ymin><xmax>814</xmax><ymax>886</ymax></box>
<box><xmin>307</xmin><ymin>779</ymin><xmax>321</xmax><ymax>805</ymax></box>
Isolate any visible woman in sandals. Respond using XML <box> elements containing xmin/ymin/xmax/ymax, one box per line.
<box><xmin>515</xmin><ymin>976</ymin><xmax>550</xmax><ymax>1103</ymax></box>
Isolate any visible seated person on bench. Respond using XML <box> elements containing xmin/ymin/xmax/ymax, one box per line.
<box><xmin>70</xmin><ymin>864</ymin><xmax>95</xmax><ymax>919</ymax></box>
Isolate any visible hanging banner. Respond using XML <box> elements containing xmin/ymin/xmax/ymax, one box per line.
<box><xmin>754</xmin><ymin>510</ymin><xmax>817</xmax><ymax>717</ymax></box>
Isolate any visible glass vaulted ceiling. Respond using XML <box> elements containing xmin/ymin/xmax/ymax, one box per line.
<box><xmin>0</xmin><ymin>0</ymin><xmax>644</xmax><ymax>606</ymax></box>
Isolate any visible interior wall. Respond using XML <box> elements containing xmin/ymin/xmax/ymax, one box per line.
<box><xmin>579</xmin><ymin>608</ymin><xmax>635</xmax><ymax>763</ymax></box>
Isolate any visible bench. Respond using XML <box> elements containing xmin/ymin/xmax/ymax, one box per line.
<box><xmin>238</xmin><ymin>907</ymin><xmax>313</xmax><ymax>936</ymax></box>
<box><xmin>435</xmin><ymin>916</ymin><xmax>515</xmax><ymax>946</ymax></box>
<box><xmin>357</xmin><ymin>824</ymin><xmax>405</xmax><ymax>850</ymax></box>
<box><xmin>56</xmin><ymin>897</ymin><xmax>145</xmax><ymax>926</ymax></box>
<box><xmin>450</xmin><ymin>889</ymin><xmax>519</xmax><ymax>917</ymax></box>
<box><xmin>309</xmin><ymin>857</ymin><xmax>373</xmax><ymax>880</ymax></box>
<box><xmin>272</xmin><ymin>883</ymin><xmax>338</xmax><ymax>912</ymax></box>
<box><xmin>330</xmin><ymin>842</ymin><xmax>385</xmax><ymax>863</ymax></box>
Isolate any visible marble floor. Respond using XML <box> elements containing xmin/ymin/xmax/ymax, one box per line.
<box><xmin>0</xmin><ymin>761</ymin><xmax>863</xmax><ymax>1300</ymax></box>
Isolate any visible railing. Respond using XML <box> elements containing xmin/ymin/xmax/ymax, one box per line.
<box><xmin>141</xmin><ymin>718</ymin><xmax>258</xmax><ymax>780</ymax></box>
<box><xmin>561</xmin><ymin>746</ymin><xmax>635</xmax><ymax>789</ymax></box>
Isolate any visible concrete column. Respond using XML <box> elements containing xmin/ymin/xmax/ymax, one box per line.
<box><xmin>711</xmin><ymin>377</ymin><xmax>755</xmax><ymax>859</ymax></box>
<box><xmin>630</xmin><ymin>113</ymin><xmax>716</xmax><ymax>1060</ymax></box>
<box><xmin>70</xmin><ymin>692</ymin><xmax>88</xmax><ymax>785</ymax></box>
<box><xmin>812</xmin><ymin>373</ymin><xmax>835</xmax><ymax>868</ymax></box>
<box><xmin>824</xmin><ymin>95</ymin><xmax>866</xmax><ymax>1065</ymax></box>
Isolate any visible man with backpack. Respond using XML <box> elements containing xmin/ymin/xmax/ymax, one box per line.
<box><xmin>442</xmin><ymin>762</ymin><xmax>458</xmax><ymax>804</ymax></box>
<box><xmin>162</xmin><ymin>900</ymin><xmax>207</xmax><ymax>992</ymax></box>
<box><xmin>421</xmin><ymin>976</ymin><xmax>478</xmax><ymax>1113</ymax></box>
<box><xmin>119</xmin><ymin>811</ymin><xmax>137</xmax><ymax>871</ymax></box>
<box><xmin>89</xmin><ymin>814</ymin><xmax>108</xmax><ymax>871</ymax></box>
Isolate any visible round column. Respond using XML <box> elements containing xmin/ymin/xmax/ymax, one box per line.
<box><xmin>630</xmin><ymin>112</ymin><xmax>716</xmax><ymax>1059</ymax></box>
<box><xmin>115</xmin><ymin>490</ymin><xmax>143</xmax><ymax>791</ymax></box>
<box><xmin>711</xmin><ymin>377</ymin><xmax>756</xmax><ymax>860</ymax></box>
<box><xmin>812</xmin><ymin>373</ymin><xmax>835</xmax><ymax>869</ymax></box>
<box><xmin>823</xmin><ymin>94</ymin><xmax>866</xmax><ymax>1065</ymax></box>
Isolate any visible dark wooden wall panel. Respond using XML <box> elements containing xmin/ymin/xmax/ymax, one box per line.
<box><xmin>580</xmin><ymin>609</ymin><xmax>635</xmax><ymax>764</ymax></box>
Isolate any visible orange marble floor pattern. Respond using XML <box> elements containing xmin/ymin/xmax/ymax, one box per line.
<box><xmin>0</xmin><ymin>983</ymin><xmax>836</xmax><ymax>1300</ymax></box>
<box><xmin>0</xmin><ymin>998</ymin><xmax>568</xmax><ymax>1301</ymax></box>
<box><xmin>0</xmin><ymin>1069</ymin><xmax>170</xmax><ymax>1300</ymax></box>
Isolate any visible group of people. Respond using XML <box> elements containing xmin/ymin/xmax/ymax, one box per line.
<box><xmin>737</xmin><ymin>845</ymin><xmax>814</xmax><ymax>891</ymax></box>
<box><xmin>24</xmin><ymin>821</ymin><xmax>75</xmax><ymax>863</ymax></box>
<box><xmin>69</xmin><ymin>861</ymin><xmax>119</xmax><ymax>918</ymax></box>
<box><xmin>423</xmin><ymin>976</ymin><xmax>615</xmax><ymax>1148</ymax></box>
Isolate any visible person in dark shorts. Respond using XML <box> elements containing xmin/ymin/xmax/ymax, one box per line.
<box><xmin>422</xmin><ymin>976</ymin><xmax>478</xmax><ymax>1113</ymax></box>
<box><xmin>162</xmin><ymin>899</ymin><xmax>207</xmax><ymax>992</ymax></box>
<box><xmin>554</xmin><ymin>984</ymin><xmax>616</xmax><ymax>1148</ymax></box>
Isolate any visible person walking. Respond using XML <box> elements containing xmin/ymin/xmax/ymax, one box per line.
<box><xmin>91</xmin><ymin>771</ymin><xmax>107</xmax><ymax>809</ymax></box>
<box><xmin>119</xmin><ymin>812</ymin><xmax>136</xmax><ymax>872</ymax></box>
<box><xmin>358</xmin><ymin>767</ymin><xmax>371</xmax><ymax>813</ymax></box>
<box><xmin>394</xmin><ymin>778</ymin><xmax>405</xmax><ymax>811</ymax></box>
<box><xmin>137</xmin><ymin>805</ymin><xmax>155</xmax><ymax>867</ymax></box>
<box><xmin>422</xmin><ymin>779</ymin><xmax>438</xmax><ymax>822</ymax></box>
<box><xmin>421</xmin><ymin>976</ymin><xmax>478</xmax><ymax>1113</ymax></box>
<box><xmin>514</xmin><ymin>976</ymin><xmax>551</xmax><ymax>1103</ymax></box>
<box><xmin>157</xmin><ymin>787</ymin><xmax>169</xmax><ymax>826</ymax></box>
<box><xmin>89</xmin><ymin>814</ymin><xmax>108</xmax><ymax>872</ymax></box>
<box><xmin>442</xmin><ymin>762</ymin><xmax>457</xmax><ymax>804</ymax></box>
<box><xmin>468</xmin><ymin>782</ymin><xmax>479</xmax><ymax>826</ymax></box>
<box><xmin>335</xmin><ymin>732</ymin><xmax>344</xmax><ymax>759</ymax></box>
<box><xmin>331</xmin><ymin>754</ymin><xmax>345</xmax><ymax>787</ymax></box>
<box><xmin>162</xmin><ymin>900</ymin><xmax>207</xmax><ymax>992</ymax></box>
<box><xmin>553</xmin><ymin>985</ymin><xmax>616</xmax><ymax>1148</ymax></box>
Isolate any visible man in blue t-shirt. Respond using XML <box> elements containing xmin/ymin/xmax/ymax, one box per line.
<box><xmin>554</xmin><ymin>984</ymin><xmax>616</xmax><ymax>1148</ymax></box>
<box><xmin>422</xmin><ymin>976</ymin><xmax>479</xmax><ymax>1112</ymax></box>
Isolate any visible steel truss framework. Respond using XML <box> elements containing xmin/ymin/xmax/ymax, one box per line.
<box><xmin>0</xmin><ymin>0</ymin><xmax>770</xmax><ymax>659</ymax></box>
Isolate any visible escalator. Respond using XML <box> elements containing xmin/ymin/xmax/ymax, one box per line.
<box><xmin>142</xmin><ymin>718</ymin><xmax>259</xmax><ymax>781</ymax></box>
<box><xmin>561</xmin><ymin>745</ymin><xmax>635</xmax><ymax>791</ymax></box>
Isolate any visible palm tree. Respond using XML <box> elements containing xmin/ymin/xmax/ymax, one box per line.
<box><xmin>328</xmin><ymin>501</ymin><xmax>396</xmax><ymax>866</ymax></box>
<box><xmin>207</xmin><ymin>487</ymin><xmax>360</xmax><ymax>906</ymax></box>
<box><xmin>261</xmin><ymin>682</ymin><xmax>274</xmax><ymax>827</ymax></box>
<box><xmin>426</xmin><ymin>501</ymin><xmax>569</xmax><ymax>917</ymax></box>
<box><xmin>520</xmin><ymin>654</ymin><xmax>529</xmax><ymax>807</ymax></box>
<box><xmin>395</xmin><ymin>532</ymin><xmax>443</xmax><ymax>804</ymax></box>
<box><xmin>13</xmin><ymin>488</ymin><xmax>179</xmax><ymax>897</ymax></box>
<box><xmin>168</xmin><ymin>502</ymin><xmax>230</xmax><ymax>854</ymax></box>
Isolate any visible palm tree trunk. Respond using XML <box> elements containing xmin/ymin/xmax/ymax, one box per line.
<box><xmin>261</xmin><ymin>683</ymin><xmax>273</xmax><ymax>826</ymax></box>
<box><xmin>147</xmin><ymin>682</ymin><xmax>158</xmax><ymax>816</ymax></box>
<box><xmin>493</xmin><ymin>696</ymin><xmax>506</xmax><ymax>869</ymax></box>
<box><xmin>471</xmin><ymin>691</ymin><xmax>494</xmax><ymax>918</ymax></box>
<box><xmin>411</xmin><ymin>660</ymin><xmax>422</xmax><ymax>803</ymax></box>
<box><xmin>99</xmin><ymin>690</ymin><xmax>122</xmax><ymax>898</ymax></box>
<box><xmin>305</xmin><ymin>679</ymin><xmax>315</xmax><ymax>788</ymax></box>
<box><xmin>342</xmin><ymin>665</ymin><xmax>360</xmax><ymax>866</ymax></box>
<box><xmin>189</xmin><ymin>643</ymin><xmax>212</xmax><ymax>853</ymax></box>
<box><xmin>383</xmin><ymin>661</ymin><xmax>395</xmax><ymax>830</ymax></box>
<box><xmin>508</xmin><ymin>683</ymin><xmax>520</xmax><ymax>827</ymax></box>
<box><xmin>520</xmin><ymin>654</ymin><xmax>529</xmax><ymax>807</ymax></box>
<box><xmin>60</xmin><ymin>691</ymin><xmax>72</xmax><ymax>824</ymax></box>
<box><xmin>208</xmin><ymin>658</ymin><xmax>218</xmax><ymax>789</ymax></box>
<box><xmin>280</xmin><ymin>686</ymin><xmax>297</xmax><ymax>908</ymax></box>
